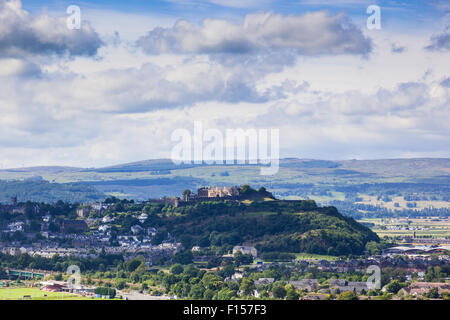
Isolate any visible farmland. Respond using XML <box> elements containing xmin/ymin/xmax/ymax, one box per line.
<box><xmin>0</xmin><ymin>287</ymin><xmax>100</xmax><ymax>300</ymax></box>
<box><xmin>357</xmin><ymin>217</ymin><xmax>450</xmax><ymax>239</ymax></box>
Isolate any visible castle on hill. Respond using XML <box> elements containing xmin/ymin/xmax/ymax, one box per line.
<box><xmin>183</xmin><ymin>186</ymin><xmax>241</xmax><ymax>201</ymax></box>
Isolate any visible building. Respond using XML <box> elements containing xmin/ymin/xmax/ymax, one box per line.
<box><xmin>138</xmin><ymin>213</ymin><xmax>148</xmax><ymax>223</ymax></box>
<box><xmin>40</xmin><ymin>281</ymin><xmax>70</xmax><ymax>292</ymax></box>
<box><xmin>400</xmin><ymin>282</ymin><xmax>450</xmax><ymax>296</ymax></box>
<box><xmin>254</xmin><ymin>278</ymin><xmax>275</xmax><ymax>287</ymax></box>
<box><xmin>60</xmin><ymin>220</ymin><xmax>89</xmax><ymax>233</ymax></box>
<box><xmin>131</xmin><ymin>225</ymin><xmax>144</xmax><ymax>235</ymax></box>
<box><xmin>7</xmin><ymin>221</ymin><xmax>24</xmax><ymax>232</ymax></box>
<box><xmin>383</xmin><ymin>245</ymin><xmax>450</xmax><ymax>256</ymax></box>
<box><xmin>77</xmin><ymin>207</ymin><xmax>91</xmax><ymax>218</ymax></box>
<box><xmin>233</xmin><ymin>246</ymin><xmax>258</xmax><ymax>258</ymax></box>
<box><xmin>182</xmin><ymin>186</ymin><xmax>241</xmax><ymax>202</ymax></box>
<box><xmin>288</xmin><ymin>279</ymin><xmax>319</xmax><ymax>292</ymax></box>
<box><xmin>329</xmin><ymin>279</ymin><xmax>369</xmax><ymax>294</ymax></box>
<box><xmin>197</xmin><ymin>186</ymin><xmax>240</xmax><ymax>199</ymax></box>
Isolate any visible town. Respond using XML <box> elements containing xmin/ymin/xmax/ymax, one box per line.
<box><xmin>0</xmin><ymin>186</ymin><xmax>449</xmax><ymax>300</ymax></box>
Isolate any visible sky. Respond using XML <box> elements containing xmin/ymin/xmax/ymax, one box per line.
<box><xmin>0</xmin><ymin>0</ymin><xmax>449</xmax><ymax>168</ymax></box>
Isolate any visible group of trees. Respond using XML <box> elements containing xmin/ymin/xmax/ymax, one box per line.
<box><xmin>0</xmin><ymin>180</ymin><xmax>104</xmax><ymax>204</ymax></box>
<box><xmin>0</xmin><ymin>251</ymin><xmax>124</xmax><ymax>274</ymax></box>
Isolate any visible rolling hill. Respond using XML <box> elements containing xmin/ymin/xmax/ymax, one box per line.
<box><xmin>0</xmin><ymin>158</ymin><xmax>448</xmax><ymax>218</ymax></box>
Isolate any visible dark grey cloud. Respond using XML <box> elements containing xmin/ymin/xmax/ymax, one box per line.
<box><xmin>0</xmin><ymin>0</ymin><xmax>103</xmax><ymax>57</ymax></box>
<box><xmin>137</xmin><ymin>11</ymin><xmax>372</xmax><ymax>56</ymax></box>
<box><xmin>426</xmin><ymin>26</ymin><xmax>450</xmax><ymax>51</ymax></box>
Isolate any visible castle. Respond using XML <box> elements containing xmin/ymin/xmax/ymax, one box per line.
<box><xmin>183</xmin><ymin>186</ymin><xmax>240</xmax><ymax>201</ymax></box>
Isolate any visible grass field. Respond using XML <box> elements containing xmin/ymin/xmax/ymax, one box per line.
<box><xmin>358</xmin><ymin>217</ymin><xmax>450</xmax><ymax>238</ymax></box>
<box><xmin>294</xmin><ymin>253</ymin><xmax>339</xmax><ymax>261</ymax></box>
<box><xmin>0</xmin><ymin>288</ymin><xmax>102</xmax><ymax>300</ymax></box>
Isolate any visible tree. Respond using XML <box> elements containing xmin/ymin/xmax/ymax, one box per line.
<box><xmin>126</xmin><ymin>257</ymin><xmax>144</xmax><ymax>272</ymax></box>
<box><xmin>182</xmin><ymin>189</ymin><xmax>192</xmax><ymax>200</ymax></box>
<box><xmin>234</xmin><ymin>252</ymin><xmax>253</xmax><ymax>266</ymax></box>
<box><xmin>115</xmin><ymin>279</ymin><xmax>127</xmax><ymax>290</ymax></box>
<box><xmin>286</xmin><ymin>286</ymin><xmax>300</xmax><ymax>300</ymax></box>
<box><xmin>240</xmin><ymin>185</ymin><xmax>256</xmax><ymax>195</ymax></box>
<box><xmin>170</xmin><ymin>263</ymin><xmax>184</xmax><ymax>275</ymax></box>
<box><xmin>385</xmin><ymin>280</ymin><xmax>405</xmax><ymax>294</ymax></box>
<box><xmin>189</xmin><ymin>284</ymin><xmax>205</xmax><ymax>300</ymax></box>
<box><xmin>272</xmin><ymin>284</ymin><xmax>287</xmax><ymax>299</ymax></box>
<box><xmin>338</xmin><ymin>291</ymin><xmax>359</xmax><ymax>300</ymax></box>
<box><xmin>258</xmin><ymin>187</ymin><xmax>267</xmax><ymax>193</ymax></box>
<box><xmin>203</xmin><ymin>289</ymin><xmax>215</xmax><ymax>300</ymax></box>
<box><xmin>217</xmin><ymin>288</ymin><xmax>236</xmax><ymax>300</ymax></box>
<box><xmin>240</xmin><ymin>278</ymin><xmax>255</xmax><ymax>296</ymax></box>
<box><xmin>426</xmin><ymin>287</ymin><xmax>439</xmax><ymax>299</ymax></box>
<box><xmin>173</xmin><ymin>251</ymin><xmax>193</xmax><ymax>265</ymax></box>
<box><xmin>94</xmin><ymin>287</ymin><xmax>116</xmax><ymax>298</ymax></box>
<box><xmin>365</xmin><ymin>241</ymin><xmax>382</xmax><ymax>255</ymax></box>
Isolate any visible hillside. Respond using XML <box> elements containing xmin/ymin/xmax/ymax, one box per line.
<box><xmin>0</xmin><ymin>180</ymin><xmax>104</xmax><ymax>204</ymax></box>
<box><xmin>142</xmin><ymin>200</ymin><xmax>379</xmax><ymax>256</ymax></box>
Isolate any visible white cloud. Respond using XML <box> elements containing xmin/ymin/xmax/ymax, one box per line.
<box><xmin>0</xmin><ymin>4</ymin><xmax>449</xmax><ymax>168</ymax></box>
<box><xmin>426</xmin><ymin>26</ymin><xmax>450</xmax><ymax>51</ymax></box>
<box><xmin>137</xmin><ymin>11</ymin><xmax>372</xmax><ymax>56</ymax></box>
<box><xmin>0</xmin><ymin>0</ymin><xmax>102</xmax><ymax>57</ymax></box>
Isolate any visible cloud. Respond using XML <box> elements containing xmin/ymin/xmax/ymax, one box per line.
<box><xmin>207</xmin><ymin>0</ymin><xmax>272</xmax><ymax>8</ymax></box>
<box><xmin>0</xmin><ymin>58</ymin><xmax>40</xmax><ymax>77</ymax></box>
<box><xmin>428</xmin><ymin>0</ymin><xmax>450</xmax><ymax>12</ymax></box>
<box><xmin>441</xmin><ymin>77</ymin><xmax>450</xmax><ymax>88</ymax></box>
<box><xmin>426</xmin><ymin>26</ymin><xmax>450</xmax><ymax>51</ymax></box>
<box><xmin>0</xmin><ymin>0</ymin><xmax>103</xmax><ymax>57</ymax></box>
<box><xmin>391</xmin><ymin>43</ymin><xmax>406</xmax><ymax>54</ymax></box>
<box><xmin>137</xmin><ymin>11</ymin><xmax>372</xmax><ymax>56</ymax></box>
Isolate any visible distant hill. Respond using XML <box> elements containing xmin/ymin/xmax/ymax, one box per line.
<box><xmin>0</xmin><ymin>180</ymin><xmax>104</xmax><ymax>204</ymax></box>
<box><xmin>0</xmin><ymin>158</ymin><xmax>448</xmax><ymax>216</ymax></box>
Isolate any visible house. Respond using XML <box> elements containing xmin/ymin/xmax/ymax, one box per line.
<box><xmin>231</xmin><ymin>272</ymin><xmax>244</xmax><ymax>282</ymax></box>
<box><xmin>288</xmin><ymin>279</ymin><xmax>319</xmax><ymax>292</ymax></box>
<box><xmin>254</xmin><ymin>278</ymin><xmax>275</xmax><ymax>287</ymax></box>
<box><xmin>92</xmin><ymin>203</ymin><xmax>110</xmax><ymax>212</ymax></box>
<box><xmin>131</xmin><ymin>225</ymin><xmax>144</xmax><ymax>235</ymax></box>
<box><xmin>7</xmin><ymin>222</ymin><xmax>24</xmax><ymax>232</ymax></box>
<box><xmin>329</xmin><ymin>279</ymin><xmax>369</xmax><ymax>294</ymax></box>
<box><xmin>98</xmin><ymin>225</ymin><xmax>110</xmax><ymax>232</ymax></box>
<box><xmin>102</xmin><ymin>216</ymin><xmax>114</xmax><ymax>223</ymax></box>
<box><xmin>400</xmin><ymin>282</ymin><xmax>450</xmax><ymax>296</ymax></box>
<box><xmin>253</xmin><ymin>289</ymin><xmax>266</xmax><ymax>298</ymax></box>
<box><xmin>233</xmin><ymin>246</ymin><xmax>258</xmax><ymax>258</ymax></box>
<box><xmin>138</xmin><ymin>213</ymin><xmax>148</xmax><ymax>223</ymax></box>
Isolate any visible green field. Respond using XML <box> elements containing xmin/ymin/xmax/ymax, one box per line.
<box><xmin>294</xmin><ymin>253</ymin><xmax>339</xmax><ymax>261</ymax></box>
<box><xmin>357</xmin><ymin>217</ymin><xmax>450</xmax><ymax>239</ymax></box>
<box><xmin>0</xmin><ymin>288</ymin><xmax>100</xmax><ymax>300</ymax></box>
